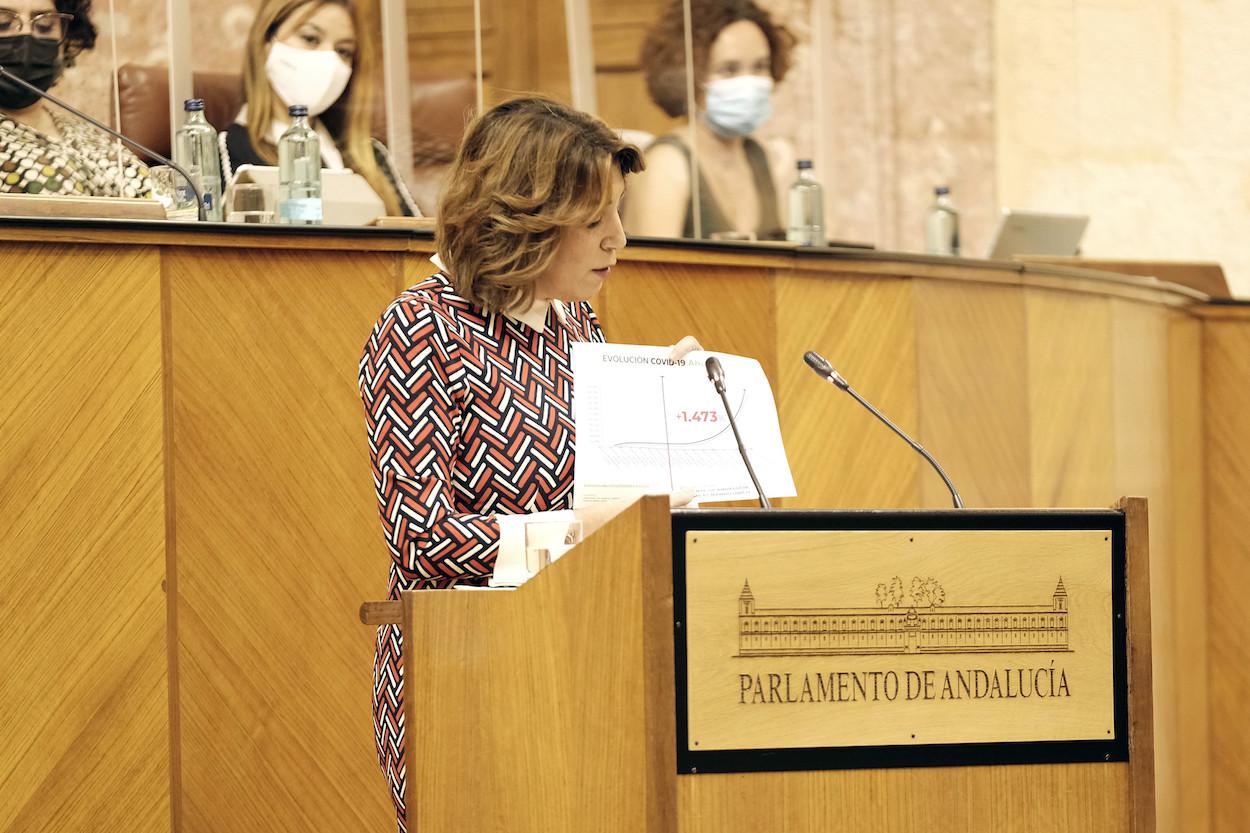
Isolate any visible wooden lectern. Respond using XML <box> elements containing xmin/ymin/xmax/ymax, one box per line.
<box><xmin>361</xmin><ymin>496</ymin><xmax>1154</xmax><ymax>833</ymax></box>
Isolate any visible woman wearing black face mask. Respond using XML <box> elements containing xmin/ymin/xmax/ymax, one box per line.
<box><xmin>0</xmin><ymin>0</ymin><xmax>152</xmax><ymax>198</ymax></box>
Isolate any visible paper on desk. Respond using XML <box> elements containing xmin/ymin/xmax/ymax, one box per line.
<box><xmin>572</xmin><ymin>344</ymin><xmax>796</xmax><ymax>506</ymax></box>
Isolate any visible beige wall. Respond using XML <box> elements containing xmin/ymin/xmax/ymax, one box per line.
<box><xmin>996</xmin><ymin>0</ymin><xmax>1250</xmax><ymax>297</ymax></box>
<box><xmin>806</xmin><ymin>0</ymin><xmax>999</xmax><ymax>255</ymax></box>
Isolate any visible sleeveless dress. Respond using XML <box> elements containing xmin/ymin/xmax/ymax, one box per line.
<box><xmin>647</xmin><ymin>134</ymin><xmax>783</xmax><ymax>240</ymax></box>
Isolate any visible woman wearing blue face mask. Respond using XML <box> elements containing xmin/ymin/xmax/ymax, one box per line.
<box><xmin>0</xmin><ymin>0</ymin><xmax>153</xmax><ymax>198</ymax></box>
<box><xmin>626</xmin><ymin>0</ymin><xmax>795</xmax><ymax>240</ymax></box>
<box><xmin>223</xmin><ymin>0</ymin><xmax>418</xmax><ymax>216</ymax></box>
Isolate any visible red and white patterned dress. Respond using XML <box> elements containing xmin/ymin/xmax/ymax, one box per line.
<box><xmin>358</xmin><ymin>271</ymin><xmax>604</xmax><ymax>831</ymax></box>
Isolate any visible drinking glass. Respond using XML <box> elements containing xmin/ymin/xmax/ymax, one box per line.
<box><xmin>149</xmin><ymin>165</ymin><xmax>198</xmax><ymax>219</ymax></box>
<box><xmin>226</xmin><ymin>182</ymin><xmax>272</xmax><ymax>223</ymax></box>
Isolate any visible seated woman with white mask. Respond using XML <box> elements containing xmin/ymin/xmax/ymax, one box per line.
<box><xmin>624</xmin><ymin>0</ymin><xmax>795</xmax><ymax>240</ymax></box>
<box><xmin>222</xmin><ymin>0</ymin><xmax>418</xmax><ymax>216</ymax></box>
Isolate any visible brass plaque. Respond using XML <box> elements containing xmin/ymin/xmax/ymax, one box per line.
<box><xmin>674</xmin><ymin>512</ymin><xmax>1126</xmax><ymax>772</ymax></box>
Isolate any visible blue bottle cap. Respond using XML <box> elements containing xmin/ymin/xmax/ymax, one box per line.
<box><xmin>797</xmin><ymin>159</ymin><xmax>813</xmax><ymax>170</ymax></box>
<box><xmin>935</xmin><ymin>185</ymin><xmax>950</xmax><ymax>195</ymax></box>
<box><xmin>288</xmin><ymin>104</ymin><xmax>309</xmax><ymax>117</ymax></box>
<box><xmin>183</xmin><ymin>98</ymin><xmax>205</xmax><ymax>111</ymax></box>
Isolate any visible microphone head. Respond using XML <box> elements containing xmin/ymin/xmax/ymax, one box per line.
<box><xmin>705</xmin><ymin>356</ymin><xmax>726</xmax><ymax>393</ymax></box>
<box><xmin>803</xmin><ymin>350</ymin><xmax>833</xmax><ymax>378</ymax></box>
<box><xmin>803</xmin><ymin>350</ymin><xmax>849</xmax><ymax>389</ymax></box>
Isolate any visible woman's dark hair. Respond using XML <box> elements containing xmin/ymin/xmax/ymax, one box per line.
<box><xmin>55</xmin><ymin>0</ymin><xmax>98</xmax><ymax>63</ymax></box>
<box><xmin>640</xmin><ymin>0</ymin><xmax>795</xmax><ymax>118</ymax></box>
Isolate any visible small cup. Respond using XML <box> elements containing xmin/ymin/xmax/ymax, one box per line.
<box><xmin>226</xmin><ymin>182</ymin><xmax>272</xmax><ymax>224</ymax></box>
<box><xmin>149</xmin><ymin>165</ymin><xmax>199</xmax><ymax>219</ymax></box>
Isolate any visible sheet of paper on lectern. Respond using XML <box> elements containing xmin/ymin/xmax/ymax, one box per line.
<box><xmin>572</xmin><ymin>343</ymin><xmax>796</xmax><ymax>507</ymax></box>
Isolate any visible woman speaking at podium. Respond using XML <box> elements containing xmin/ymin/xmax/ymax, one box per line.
<box><xmin>358</xmin><ymin>97</ymin><xmax>697</xmax><ymax>831</ymax></box>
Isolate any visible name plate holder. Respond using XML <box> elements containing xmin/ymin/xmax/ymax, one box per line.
<box><xmin>672</xmin><ymin>509</ymin><xmax>1130</xmax><ymax>774</ymax></box>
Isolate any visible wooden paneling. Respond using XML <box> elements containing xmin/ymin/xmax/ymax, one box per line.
<box><xmin>597</xmin><ymin>69</ymin><xmax>681</xmax><ymax>136</ymax></box>
<box><xmin>1108</xmin><ymin>300</ymin><xmax>1175</xmax><ymax>833</ymax></box>
<box><xmin>1201</xmin><ymin>315</ymin><xmax>1250</xmax><ymax>833</ymax></box>
<box><xmin>680</xmin><ymin>765</ymin><xmax>1131</xmax><ymax>833</ymax></box>
<box><xmin>1024</xmin><ymin>288</ymin><xmax>1115</xmax><ymax>506</ymax></box>
<box><xmin>403</xmin><ymin>497</ymin><xmax>677</xmax><ymax>833</ymax></box>
<box><xmin>599</xmin><ymin>260</ymin><xmax>778</xmax><ymax>387</ymax></box>
<box><xmin>1165</xmin><ymin>312</ymin><xmax>1210</xmax><ymax>833</ymax></box>
<box><xmin>775</xmin><ymin>271</ymin><xmax>920</xmax><ymax>508</ymax></box>
<box><xmin>405</xmin><ymin>0</ymin><xmax>496</xmax><ymax>77</ymax></box>
<box><xmin>913</xmin><ymin>280</ymin><xmax>1031</xmax><ymax>508</ymax></box>
<box><xmin>165</xmin><ymin>248</ymin><xmax>402</xmax><ymax>833</ymax></box>
<box><xmin>0</xmin><ymin>243</ymin><xmax>169</xmax><ymax>833</ymax></box>
<box><xmin>404</xmin><ymin>0</ymin><xmax>676</xmax><ymax>132</ymax></box>
<box><xmin>1121</xmin><ymin>496</ymin><xmax>1158</xmax><ymax>833</ymax></box>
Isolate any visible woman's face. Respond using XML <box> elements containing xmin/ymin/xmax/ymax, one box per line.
<box><xmin>706</xmin><ymin>19</ymin><xmax>771</xmax><ymax>82</ymax></box>
<box><xmin>272</xmin><ymin>2</ymin><xmax>356</xmax><ymax>66</ymax></box>
<box><xmin>533</xmin><ymin>169</ymin><xmax>627</xmax><ymax>304</ymax></box>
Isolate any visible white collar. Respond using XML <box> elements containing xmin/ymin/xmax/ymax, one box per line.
<box><xmin>429</xmin><ymin>252</ymin><xmax>568</xmax><ymax>326</ymax></box>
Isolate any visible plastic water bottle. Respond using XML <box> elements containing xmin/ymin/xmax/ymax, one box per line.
<box><xmin>173</xmin><ymin>98</ymin><xmax>223</xmax><ymax>221</ymax></box>
<box><xmin>786</xmin><ymin>159</ymin><xmax>825</xmax><ymax>246</ymax></box>
<box><xmin>925</xmin><ymin>186</ymin><xmax>960</xmax><ymax>256</ymax></box>
<box><xmin>277</xmin><ymin>105</ymin><xmax>322</xmax><ymax>225</ymax></box>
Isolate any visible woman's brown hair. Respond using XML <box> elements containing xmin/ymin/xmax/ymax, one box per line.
<box><xmin>640</xmin><ymin>0</ymin><xmax>796</xmax><ymax>118</ymax></box>
<box><xmin>437</xmin><ymin>97</ymin><xmax>643</xmax><ymax>314</ymax></box>
<box><xmin>240</xmin><ymin>0</ymin><xmax>400</xmax><ymax>215</ymax></box>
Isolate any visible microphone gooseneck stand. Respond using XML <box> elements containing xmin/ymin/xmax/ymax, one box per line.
<box><xmin>803</xmin><ymin>350</ymin><xmax>965</xmax><ymax>509</ymax></box>
<box><xmin>705</xmin><ymin>355</ymin><xmax>771</xmax><ymax>509</ymax></box>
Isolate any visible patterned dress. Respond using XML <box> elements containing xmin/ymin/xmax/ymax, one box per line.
<box><xmin>358</xmin><ymin>271</ymin><xmax>604</xmax><ymax>832</ymax></box>
<box><xmin>0</xmin><ymin>109</ymin><xmax>152</xmax><ymax>198</ymax></box>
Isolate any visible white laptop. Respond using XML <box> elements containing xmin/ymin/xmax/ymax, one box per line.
<box><xmin>987</xmin><ymin>209</ymin><xmax>1089</xmax><ymax>260</ymax></box>
<box><xmin>227</xmin><ymin>164</ymin><xmax>386</xmax><ymax>226</ymax></box>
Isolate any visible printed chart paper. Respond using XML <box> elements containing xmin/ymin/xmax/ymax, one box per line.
<box><xmin>572</xmin><ymin>344</ymin><xmax>796</xmax><ymax>506</ymax></box>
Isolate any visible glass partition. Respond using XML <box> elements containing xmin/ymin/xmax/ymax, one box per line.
<box><xmin>596</xmin><ymin>0</ymin><xmax>816</xmax><ymax>242</ymax></box>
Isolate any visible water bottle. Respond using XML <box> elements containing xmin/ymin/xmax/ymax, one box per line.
<box><xmin>925</xmin><ymin>185</ymin><xmax>961</xmax><ymax>256</ymax></box>
<box><xmin>277</xmin><ymin>105</ymin><xmax>323</xmax><ymax>225</ymax></box>
<box><xmin>173</xmin><ymin>98</ymin><xmax>223</xmax><ymax>221</ymax></box>
<box><xmin>786</xmin><ymin>159</ymin><xmax>825</xmax><ymax>246</ymax></box>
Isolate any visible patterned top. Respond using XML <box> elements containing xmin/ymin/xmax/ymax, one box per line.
<box><xmin>0</xmin><ymin>108</ymin><xmax>153</xmax><ymax>198</ymax></box>
<box><xmin>358</xmin><ymin>270</ymin><xmax>604</xmax><ymax>831</ymax></box>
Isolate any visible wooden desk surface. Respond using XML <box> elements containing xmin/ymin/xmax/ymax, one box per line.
<box><xmin>0</xmin><ymin>216</ymin><xmax>1218</xmax><ymax>309</ymax></box>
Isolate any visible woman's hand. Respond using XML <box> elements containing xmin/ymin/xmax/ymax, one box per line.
<box><xmin>669</xmin><ymin>335</ymin><xmax>703</xmax><ymax>361</ymax></box>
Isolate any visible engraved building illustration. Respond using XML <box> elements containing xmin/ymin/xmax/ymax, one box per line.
<box><xmin>738</xmin><ymin>578</ymin><xmax>1069</xmax><ymax>656</ymax></box>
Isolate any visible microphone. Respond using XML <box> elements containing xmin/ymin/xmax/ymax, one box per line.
<box><xmin>803</xmin><ymin>350</ymin><xmax>965</xmax><ymax>509</ymax></box>
<box><xmin>0</xmin><ymin>64</ymin><xmax>206</xmax><ymax>221</ymax></box>
<box><xmin>705</xmin><ymin>356</ymin><xmax>771</xmax><ymax>509</ymax></box>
